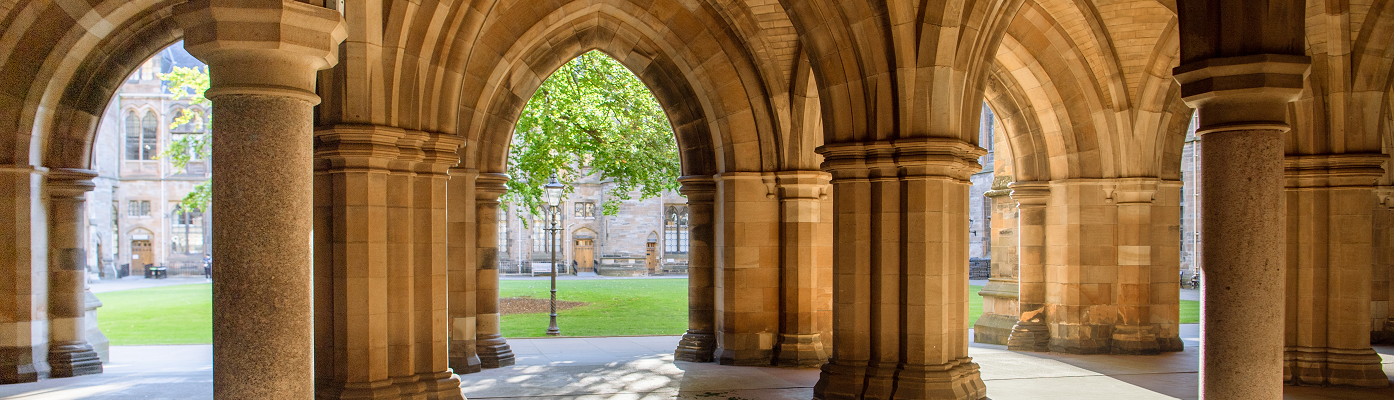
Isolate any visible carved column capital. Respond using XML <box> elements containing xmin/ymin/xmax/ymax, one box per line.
<box><xmin>475</xmin><ymin>173</ymin><xmax>509</xmax><ymax>203</ymax></box>
<box><xmin>45</xmin><ymin>169</ymin><xmax>97</xmax><ymax>199</ymax></box>
<box><xmin>678</xmin><ymin>176</ymin><xmax>716</xmax><ymax>203</ymax></box>
<box><xmin>314</xmin><ymin>124</ymin><xmax>405</xmax><ymax>171</ymax></box>
<box><xmin>1173</xmin><ymin>54</ymin><xmax>1311</xmax><ymax>134</ymax></box>
<box><xmin>774</xmin><ymin>171</ymin><xmax>830</xmax><ymax>201</ymax></box>
<box><xmin>175</xmin><ymin>0</ymin><xmax>347</xmax><ymax>104</ymax></box>
<box><xmin>1008</xmin><ymin>181</ymin><xmax>1050</xmax><ymax>208</ymax></box>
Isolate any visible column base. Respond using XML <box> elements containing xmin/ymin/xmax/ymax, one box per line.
<box><xmin>318</xmin><ymin>379</ymin><xmax>401</xmax><ymax>399</ymax></box>
<box><xmin>892</xmin><ymin>358</ymin><xmax>988</xmax><ymax>400</ymax></box>
<box><xmin>860</xmin><ymin>363</ymin><xmax>897</xmax><ymax>399</ymax></box>
<box><xmin>476</xmin><ymin>335</ymin><xmax>515</xmax><ymax>369</ymax></box>
<box><xmin>448</xmin><ymin>355</ymin><xmax>482</xmax><ymax>375</ymax></box>
<box><xmin>674</xmin><ymin>330</ymin><xmax>716</xmax><ymax>362</ymax></box>
<box><xmin>774</xmin><ymin>333</ymin><xmax>828</xmax><ymax>367</ymax></box>
<box><xmin>1284</xmin><ymin>346</ymin><xmax>1392</xmax><ymax>388</ymax></box>
<box><xmin>1048</xmin><ymin>323</ymin><xmax>1111</xmax><ymax>354</ymax></box>
<box><xmin>716</xmin><ymin>346</ymin><xmax>773</xmax><ymax>366</ymax></box>
<box><xmin>46</xmin><ymin>341</ymin><xmax>102</xmax><ymax>378</ymax></box>
<box><xmin>1156</xmin><ymin>335</ymin><xmax>1185</xmax><ymax>352</ymax></box>
<box><xmin>972</xmin><ymin>313</ymin><xmax>1019</xmax><ymax>345</ymax></box>
<box><xmin>0</xmin><ymin>346</ymin><xmax>38</xmax><ymax>384</ymax></box>
<box><xmin>1375</xmin><ymin>319</ymin><xmax>1394</xmax><ymax>345</ymax></box>
<box><xmin>448</xmin><ymin>339</ymin><xmax>482</xmax><ymax>374</ymax></box>
<box><xmin>418</xmin><ymin>371</ymin><xmax>464</xmax><ymax>400</ymax></box>
<box><xmin>813</xmin><ymin>360</ymin><xmax>867</xmax><ymax>400</ymax></box>
<box><xmin>1110</xmin><ymin>325</ymin><xmax>1160</xmax><ymax>355</ymax></box>
<box><xmin>391</xmin><ymin>375</ymin><xmax>428</xmax><ymax>400</ymax></box>
<box><xmin>1006</xmin><ymin>320</ymin><xmax>1049</xmax><ymax>352</ymax></box>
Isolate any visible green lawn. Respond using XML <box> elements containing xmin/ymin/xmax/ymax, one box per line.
<box><xmin>500</xmin><ymin>279</ymin><xmax>688</xmax><ymax>337</ymax></box>
<box><xmin>1181</xmin><ymin>300</ymin><xmax>1200</xmax><ymax>324</ymax></box>
<box><xmin>90</xmin><ymin>280</ymin><xmax>1201</xmax><ymax>344</ymax></box>
<box><xmin>95</xmin><ymin>284</ymin><xmax>212</xmax><ymax>345</ymax></box>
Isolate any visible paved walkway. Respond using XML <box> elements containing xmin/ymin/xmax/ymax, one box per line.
<box><xmin>4</xmin><ymin>325</ymin><xmax>1391</xmax><ymax>399</ymax></box>
<box><xmin>87</xmin><ymin>276</ymin><xmax>209</xmax><ymax>294</ymax></box>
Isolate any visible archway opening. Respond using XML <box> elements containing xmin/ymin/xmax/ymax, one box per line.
<box><xmin>495</xmin><ymin>50</ymin><xmax>691</xmax><ymax>339</ymax></box>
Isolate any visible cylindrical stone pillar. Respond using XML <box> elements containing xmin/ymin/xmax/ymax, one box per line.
<box><xmin>174</xmin><ymin>1</ymin><xmax>346</xmax><ymax>398</ymax></box>
<box><xmin>474</xmin><ymin>173</ymin><xmax>514</xmax><ymax>368</ymax></box>
<box><xmin>1006</xmin><ymin>182</ymin><xmax>1049</xmax><ymax>352</ymax></box>
<box><xmin>46</xmin><ymin>168</ymin><xmax>102</xmax><ymax>378</ymax></box>
<box><xmin>1198</xmin><ymin>128</ymin><xmax>1285</xmax><ymax>399</ymax></box>
<box><xmin>675</xmin><ymin>176</ymin><xmax>717</xmax><ymax>362</ymax></box>
<box><xmin>1174</xmin><ymin>54</ymin><xmax>1309</xmax><ymax>400</ymax></box>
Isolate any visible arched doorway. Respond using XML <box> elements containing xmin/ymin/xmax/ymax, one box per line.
<box><xmin>573</xmin><ymin>229</ymin><xmax>596</xmax><ymax>273</ymax></box>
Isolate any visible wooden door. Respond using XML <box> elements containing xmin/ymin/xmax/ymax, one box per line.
<box><xmin>131</xmin><ymin>239</ymin><xmax>153</xmax><ymax>267</ymax></box>
<box><xmin>574</xmin><ymin>238</ymin><xmax>594</xmax><ymax>272</ymax></box>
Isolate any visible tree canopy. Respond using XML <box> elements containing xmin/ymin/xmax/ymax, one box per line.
<box><xmin>505</xmin><ymin>50</ymin><xmax>681</xmax><ymax>216</ymax></box>
<box><xmin>160</xmin><ymin>65</ymin><xmax>212</xmax><ymax>211</ymax></box>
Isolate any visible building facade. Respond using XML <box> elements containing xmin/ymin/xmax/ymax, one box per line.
<box><xmin>87</xmin><ymin>44</ymin><xmax>211</xmax><ymax>277</ymax></box>
<box><xmin>498</xmin><ymin>174</ymin><xmax>690</xmax><ymax>275</ymax></box>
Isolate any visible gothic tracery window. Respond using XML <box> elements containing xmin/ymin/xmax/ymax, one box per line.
<box><xmin>664</xmin><ymin>205</ymin><xmax>689</xmax><ymax>254</ymax></box>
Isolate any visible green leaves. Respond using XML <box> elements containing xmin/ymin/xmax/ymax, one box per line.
<box><xmin>506</xmin><ymin>51</ymin><xmax>680</xmax><ymax>217</ymax></box>
<box><xmin>158</xmin><ymin>66</ymin><xmax>212</xmax><ymax>212</ymax></box>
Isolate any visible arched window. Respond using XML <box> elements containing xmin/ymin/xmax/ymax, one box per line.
<box><xmin>127</xmin><ymin>110</ymin><xmax>159</xmax><ymax>160</ymax></box>
<box><xmin>124</xmin><ymin>112</ymin><xmax>141</xmax><ymax>160</ymax></box>
<box><xmin>531</xmin><ymin>216</ymin><xmax>547</xmax><ymax>252</ymax></box>
<box><xmin>664</xmin><ymin>205</ymin><xmax>689</xmax><ymax>253</ymax></box>
<box><xmin>171</xmin><ymin>205</ymin><xmax>203</xmax><ymax>254</ymax></box>
<box><xmin>171</xmin><ymin>108</ymin><xmax>205</xmax><ymax>161</ymax></box>
<box><xmin>497</xmin><ymin>208</ymin><xmax>508</xmax><ymax>254</ymax></box>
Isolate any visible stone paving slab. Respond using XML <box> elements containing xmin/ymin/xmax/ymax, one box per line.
<box><xmin>1</xmin><ymin>326</ymin><xmax>1391</xmax><ymax>399</ymax></box>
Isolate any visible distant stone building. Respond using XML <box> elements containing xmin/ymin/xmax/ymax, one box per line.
<box><xmin>497</xmin><ymin>169</ymin><xmax>689</xmax><ymax>276</ymax></box>
<box><xmin>87</xmin><ymin>44</ymin><xmax>210</xmax><ymax>277</ymax></box>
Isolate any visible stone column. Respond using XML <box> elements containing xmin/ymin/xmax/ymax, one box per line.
<box><xmin>974</xmin><ymin>177</ymin><xmax>1019</xmax><ymax>345</ymax></box>
<box><xmin>773</xmin><ymin>171</ymin><xmax>831</xmax><ymax>367</ymax></box>
<box><xmin>1111</xmin><ymin>179</ymin><xmax>1163</xmax><ymax>355</ymax></box>
<box><xmin>1006</xmin><ymin>182</ymin><xmax>1049</xmax><ymax>352</ymax></box>
<box><xmin>387</xmin><ymin>131</ymin><xmax>424</xmax><ymax>395</ymax></box>
<box><xmin>174</xmin><ymin>1</ymin><xmax>346</xmax><ymax>398</ymax></box>
<box><xmin>313</xmin><ymin>125</ymin><xmax>399</xmax><ymax>398</ymax></box>
<box><xmin>815</xmin><ymin>146</ymin><xmax>873</xmax><ymax>399</ymax></box>
<box><xmin>1374</xmin><ymin>188</ymin><xmax>1394</xmax><ymax>344</ymax></box>
<box><xmin>45</xmin><ymin>168</ymin><xmax>102</xmax><ymax>378</ymax></box>
<box><xmin>474</xmin><ymin>173</ymin><xmax>514</xmax><ymax>368</ymax></box>
<box><xmin>712</xmin><ymin>172</ymin><xmax>780</xmax><ymax>366</ymax></box>
<box><xmin>1174</xmin><ymin>54</ymin><xmax>1309</xmax><ymax>400</ymax></box>
<box><xmin>447</xmin><ymin>168</ymin><xmax>482</xmax><ymax>373</ymax></box>
<box><xmin>814</xmin><ymin>139</ymin><xmax>987</xmax><ymax>400</ymax></box>
<box><xmin>415</xmin><ymin>134</ymin><xmax>465</xmax><ymax>396</ymax></box>
<box><xmin>1282</xmin><ymin>154</ymin><xmax>1389</xmax><ymax>387</ymax></box>
<box><xmin>675</xmin><ymin>176</ymin><xmax>717</xmax><ymax>362</ymax></box>
<box><xmin>0</xmin><ymin>166</ymin><xmax>43</xmax><ymax>384</ymax></box>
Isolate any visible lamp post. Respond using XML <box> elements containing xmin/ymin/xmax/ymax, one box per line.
<box><xmin>543</xmin><ymin>176</ymin><xmax>565</xmax><ymax>336</ymax></box>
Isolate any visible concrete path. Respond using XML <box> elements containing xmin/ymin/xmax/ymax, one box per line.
<box><xmin>88</xmin><ymin>276</ymin><xmax>209</xmax><ymax>294</ymax></box>
<box><xmin>8</xmin><ymin>325</ymin><xmax>1390</xmax><ymax>399</ymax></box>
